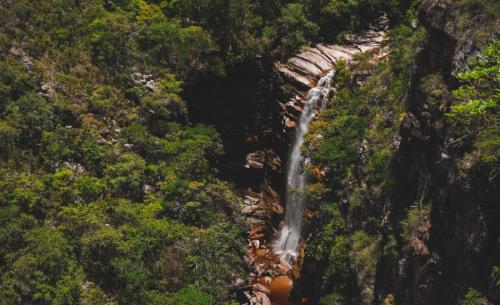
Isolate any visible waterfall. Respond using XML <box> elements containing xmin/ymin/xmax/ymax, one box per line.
<box><xmin>274</xmin><ymin>70</ymin><xmax>335</xmax><ymax>263</ymax></box>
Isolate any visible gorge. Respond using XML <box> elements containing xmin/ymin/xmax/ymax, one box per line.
<box><xmin>240</xmin><ymin>27</ymin><xmax>387</xmax><ymax>305</ymax></box>
<box><xmin>0</xmin><ymin>1</ymin><xmax>498</xmax><ymax>305</ymax></box>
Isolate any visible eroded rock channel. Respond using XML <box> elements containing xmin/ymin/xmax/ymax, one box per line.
<box><xmin>240</xmin><ymin>26</ymin><xmax>387</xmax><ymax>305</ymax></box>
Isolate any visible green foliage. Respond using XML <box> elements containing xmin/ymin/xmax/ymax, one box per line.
<box><xmin>387</xmin><ymin>26</ymin><xmax>428</xmax><ymax>77</ymax></box>
<box><xmin>277</xmin><ymin>4</ymin><xmax>319</xmax><ymax>58</ymax></box>
<box><xmin>41</xmin><ymin>127</ymin><xmax>78</xmax><ymax>168</ymax></box>
<box><xmin>383</xmin><ymin>294</ymin><xmax>395</xmax><ymax>305</ymax></box>
<box><xmin>162</xmin><ymin>178</ymin><xmax>239</xmax><ymax>227</ymax></box>
<box><xmin>0</xmin><ymin>1</ymin><xmax>250</xmax><ymax>303</ymax></box>
<box><xmin>74</xmin><ymin>176</ymin><xmax>106</xmax><ymax>203</ymax></box>
<box><xmin>350</xmin><ymin>231</ymin><xmax>377</xmax><ymax>286</ymax></box>
<box><xmin>307</xmin><ymin>115</ymin><xmax>365</xmax><ymax>187</ymax></box>
<box><xmin>300</xmin><ymin>204</ymin><xmax>356</xmax><ymax>299</ymax></box>
<box><xmin>401</xmin><ymin>204</ymin><xmax>431</xmax><ymax>243</ymax></box>
<box><xmin>304</xmin><ymin>0</ymin><xmax>375</xmax><ymax>40</ymax></box>
<box><xmin>90</xmin><ymin>11</ymin><xmax>133</xmax><ymax>67</ymax></box>
<box><xmin>491</xmin><ymin>266</ymin><xmax>500</xmax><ymax>300</ymax></box>
<box><xmin>367</xmin><ymin>150</ymin><xmax>391</xmax><ymax>185</ymax></box>
<box><xmin>105</xmin><ymin>152</ymin><xmax>146</xmax><ymax>199</ymax></box>
<box><xmin>80</xmin><ymin>286</ymin><xmax>107</xmax><ymax>305</ymax></box>
<box><xmin>448</xmin><ymin>41</ymin><xmax>499</xmax><ymax>124</ymax></box>
<box><xmin>320</xmin><ymin>0</ymin><xmax>370</xmax><ymax>38</ymax></box>
<box><xmin>313</xmin><ymin>205</ymin><xmax>348</xmax><ymax>259</ymax></box>
<box><xmin>0</xmin><ymin>0</ymin><xmax>445</xmax><ymax>304</ymax></box>
<box><xmin>185</xmin><ymin>223</ymin><xmax>244</xmax><ymax>299</ymax></box>
<box><xmin>162</xmin><ymin>124</ymin><xmax>224</xmax><ymax>180</ymax></box>
<box><xmin>461</xmin><ymin>288</ymin><xmax>483</xmax><ymax>305</ymax></box>
<box><xmin>172</xmin><ymin>26</ymin><xmax>220</xmax><ymax>76</ymax></box>
<box><xmin>319</xmin><ymin>293</ymin><xmax>345</xmax><ymax>305</ymax></box>
<box><xmin>5</xmin><ymin>228</ymin><xmax>81</xmax><ymax>304</ymax></box>
<box><xmin>0</xmin><ymin>58</ymin><xmax>37</xmax><ymax>106</ymax></box>
<box><xmin>323</xmin><ymin>235</ymin><xmax>353</xmax><ymax>294</ymax></box>
<box><xmin>5</xmin><ymin>92</ymin><xmax>54</xmax><ymax>151</ymax></box>
<box><xmin>449</xmin><ymin>99</ymin><xmax>497</xmax><ymax>118</ymax></box>
<box><xmin>447</xmin><ymin>41</ymin><xmax>499</xmax><ymax>183</ymax></box>
<box><xmin>174</xmin><ymin>285</ymin><xmax>211</xmax><ymax>305</ymax></box>
<box><xmin>89</xmin><ymin>85</ymin><xmax>125</xmax><ymax>116</ymax></box>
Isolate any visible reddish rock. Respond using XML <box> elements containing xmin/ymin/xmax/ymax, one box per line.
<box><xmin>285</xmin><ymin>119</ymin><xmax>296</xmax><ymax>129</ymax></box>
<box><xmin>252</xmin><ymin>283</ymin><xmax>271</xmax><ymax>294</ymax></box>
<box><xmin>255</xmin><ymin>292</ymin><xmax>272</xmax><ymax>305</ymax></box>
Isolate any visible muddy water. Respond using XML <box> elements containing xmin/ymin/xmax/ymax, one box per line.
<box><xmin>270</xmin><ymin>276</ymin><xmax>293</xmax><ymax>305</ymax></box>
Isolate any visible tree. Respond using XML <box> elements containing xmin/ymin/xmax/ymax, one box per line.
<box><xmin>89</xmin><ymin>11</ymin><xmax>133</xmax><ymax>67</ymax></box>
<box><xmin>3</xmin><ymin>228</ymin><xmax>81</xmax><ymax>304</ymax></box>
<box><xmin>448</xmin><ymin>41</ymin><xmax>499</xmax><ymax>126</ymax></box>
<box><xmin>277</xmin><ymin>3</ymin><xmax>319</xmax><ymax>58</ymax></box>
<box><xmin>105</xmin><ymin>152</ymin><xmax>146</xmax><ymax>199</ymax></box>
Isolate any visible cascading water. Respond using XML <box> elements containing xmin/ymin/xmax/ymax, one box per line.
<box><xmin>274</xmin><ymin>70</ymin><xmax>335</xmax><ymax>263</ymax></box>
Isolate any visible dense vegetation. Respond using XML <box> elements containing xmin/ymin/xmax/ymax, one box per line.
<box><xmin>0</xmin><ymin>0</ymin><xmax>497</xmax><ymax>304</ymax></box>
<box><xmin>0</xmin><ymin>0</ymin><xmax>414</xmax><ymax>304</ymax></box>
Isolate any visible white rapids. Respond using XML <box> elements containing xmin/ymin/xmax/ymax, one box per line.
<box><xmin>274</xmin><ymin>70</ymin><xmax>335</xmax><ymax>263</ymax></box>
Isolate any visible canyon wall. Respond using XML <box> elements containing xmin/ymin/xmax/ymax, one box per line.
<box><xmin>290</xmin><ymin>1</ymin><xmax>499</xmax><ymax>305</ymax></box>
<box><xmin>384</xmin><ymin>1</ymin><xmax>499</xmax><ymax>304</ymax></box>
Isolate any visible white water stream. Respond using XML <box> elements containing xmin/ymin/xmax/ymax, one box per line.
<box><xmin>274</xmin><ymin>70</ymin><xmax>335</xmax><ymax>263</ymax></box>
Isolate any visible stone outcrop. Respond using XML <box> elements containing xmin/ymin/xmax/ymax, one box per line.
<box><xmin>276</xmin><ymin>29</ymin><xmax>387</xmax><ymax>140</ymax></box>
<box><xmin>245</xmin><ymin>150</ymin><xmax>281</xmax><ymax>172</ymax></box>
<box><xmin>419</xmin><ymin>0</ymin><xmax>497</xmax><ymax>74</ymax></box>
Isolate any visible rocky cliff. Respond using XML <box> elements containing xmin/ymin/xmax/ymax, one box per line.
<box><xmin>382</xmin><ymin>1</ymin><xmax>499</xmax><ymax>304</ymax></box>
<box><xmin>269</xmin><ymin>1</ymin><xmax>499</xmax><ymax>305</ymax></box>
<box><xmin>275</xmin><ymin>28</ymin><xmax>386</xmax><ymax>141</ymax></box>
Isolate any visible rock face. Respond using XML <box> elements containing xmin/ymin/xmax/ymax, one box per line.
<box><xmin>245</xmin><ymin>150</ymin><xmax>281</xmax><ymax>172</ymax></box>
<box><xmin>372</xmin><ymin>2</ymin><xmax>500</xmax><ymax>305</ymax></box>
<box><xmin>419</xmin><ymin>0</ymin><xmax>495</xmax><ymax>75</ymax></box>
<box><xmin>275</xmin><ymin>29</ymin><xmax>386</xmax><ymax>141</ymax></box>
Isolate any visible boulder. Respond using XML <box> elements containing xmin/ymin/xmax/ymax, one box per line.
<box><xmin>252</xmin><ymin>283</ymin><xmax>271</xmax><ymax>294</ymax></box>
<box><xmin>255</xmin><ymin>292</ymin><xmax>271</xmax><ymax>305</ymax></box>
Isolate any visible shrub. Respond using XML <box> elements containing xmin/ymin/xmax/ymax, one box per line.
<box><xmin>351</xmin><ymin>231</ymin><xmax>377</xmax><ymax>286</ymax></box>
<box><xmin>89</xmin><ymin>85</ymin><xmax>124</xmax><ymax>116</ymax></box>
<box><xmin>105</xmin><ymin>152</ymin><xmax>146</xmax><ymax>199</ymax></box>
<box><xmin>401</xmin><ymin>204</ymin><xmax>431</xmax><ymax>243</ymax></box>
<box><xmin>319</xmin><ymin>293</ymin><xmax>345</xmax><ymax>305</ymax></box>
<box><xmin>175</xmin><ymin>285</ymin><xmax>211</xmax><ymax>305</ymax></box>
<box><xmin>461</xmin><ymin>288</ymin><xmax>483</xmax><ymax>305</ymax></box>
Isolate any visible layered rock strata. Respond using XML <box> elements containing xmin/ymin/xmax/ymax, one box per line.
<box><xmin>276</xmin><ymin>29</ymin><xmax>386</xmax><ymax>139</ymax></box>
